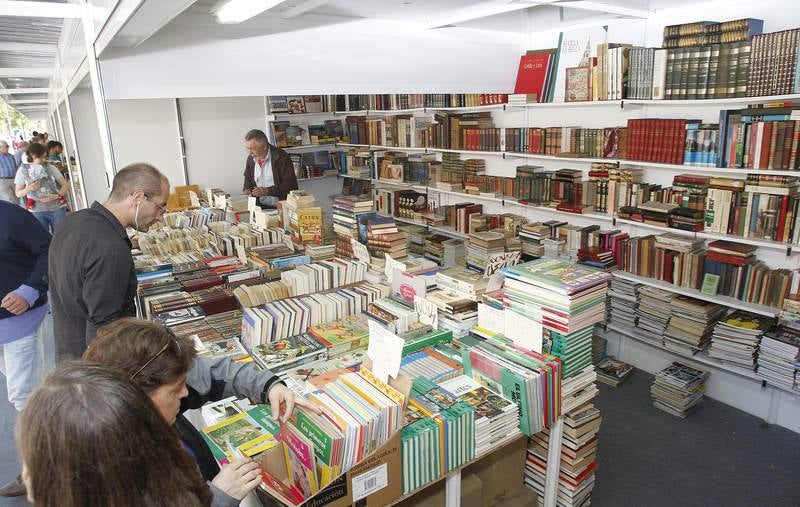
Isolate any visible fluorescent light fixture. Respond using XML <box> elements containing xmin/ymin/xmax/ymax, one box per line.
<box><xmin>211</xmin><ymin>0</ymin><xmax>285</xmax><ymax>24</ymax></box>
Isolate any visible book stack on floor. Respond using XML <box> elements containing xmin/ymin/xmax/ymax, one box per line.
<box><xmin>607</xmin><ymin>277</ymin><xmax>639</xmax><ymax>328</ymax></box>
<box><xmin>708</xmin><ymin>310</ymin><xmax>776</xmax><ymax>372</ymax></box>
<box><xmin>651</xmin><ymin>362</ymin><xmax>710</xmax><ymax>418</ymax></box>
<box><xmin>367</xmin><ymin>216</ymin><xmax>408</xmax><ymax>259</ymax></box>
<box><xmin>526</xmin><ymin>403</ymin><xmax>602</xmax><ymax>507</ymax></box>
<box><xmin>466</xmin><ymin>231</ymin><xmax>506</xmax><ymax>272</ymax></box>
<box><xmin>634</xmin><ymin>286</ymin><xmax>674</xmax><ymax>344</ymax></box>
<box><xmin>595</xmin><ymin>358</ymin><xmax>635</xmax><ymax>386</ymax></box>
<box><xmin>663</xmin><ymin>296</ymin><xmax>726</xmax><ymax>355</ymax></box>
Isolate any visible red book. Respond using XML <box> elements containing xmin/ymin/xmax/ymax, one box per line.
<box><xmin>676</xmin><ymin>120</ymin><xmax>689</xmax><ymax>165</ymax></box>
<box><xmin>776</xmin><ymin>194</ymin><xmax>789</xmax><ymax>241</ymax></box>
<box><xmin>757</xmin><ymin>122</ymin><xmax>772</xmax><ymax>169</ymax></box>
<box><xmin>781</xmin><ymin>121</ymin><xmax>794</xmax><ymax>169</ymax></box>
<box><xmin>705</xmin><ymin>251</ymin><xmax>750</xmax><ymax>266</ymax></box>
<box><xmin>513</xmin><ymin>53</ymin><xmax>552</xmax><ymax>101</ymax></box>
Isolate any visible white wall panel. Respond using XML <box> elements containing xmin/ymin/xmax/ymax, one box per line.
<box><xmin>106</xmin><ymin>98</ymin><xmax>184</xmax><ymax>187</ymax></box>
<box><xmin>69</xmin><ymin>87</ymin><xmax>110</xmax><ymax>205</ymax></box>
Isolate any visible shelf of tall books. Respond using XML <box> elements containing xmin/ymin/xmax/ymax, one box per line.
<box><xmin>131</xmin><ymin>16</ymin><xmax>800</xmax><ymax>507</ymax></box>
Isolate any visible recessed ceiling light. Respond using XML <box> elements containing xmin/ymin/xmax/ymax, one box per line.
<box><xmin>211</xmin><ymin>0</ymin><xmax>285</xmax><ymax>24</ymax></box>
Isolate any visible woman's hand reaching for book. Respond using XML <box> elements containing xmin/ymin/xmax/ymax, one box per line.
<box><xmin>267</xmin><ymin>383</ymin><xmax>322</xmax><ymax>422</ymax></box>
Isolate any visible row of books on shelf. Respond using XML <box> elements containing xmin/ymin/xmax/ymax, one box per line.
<box><xmin>514</xmin><ymin>19</ymin><xmax>798</xmax><ymax>103</ymax></box>
<box><xmin>267</xmin><ymin>94</ymin><xmax>509</xmax><ymax>115</ymax></box>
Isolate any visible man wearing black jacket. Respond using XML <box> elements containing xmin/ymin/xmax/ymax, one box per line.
<box><xmin>84</xmin><ymin>318</ymin><xmax>317</xmax><ymax>507</ymax></box>
<box><xmin>242</xmin><ymin>129</ymin><xmax>298</xmax><ymax>208</ymax></box>
<box><xmin>0</xmin><ymin>201</ymin><xmax>50</xmax><ymax>497</ymax></box>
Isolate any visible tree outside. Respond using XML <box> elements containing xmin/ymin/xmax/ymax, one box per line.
<box><xmin>0</xmin><ymin>98</ymin><xmax>47</xmax><ymax>147</ymax></box>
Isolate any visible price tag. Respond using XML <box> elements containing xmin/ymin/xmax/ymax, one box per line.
<box><xmin>414</xmin><ymin>295</ymin><xmax>438</xmax><ymax>329</ymax></box>
<box><xmin>484</xmin><ymin>251</ymin><xmax>521</xmax><ymax>276</ymax></box>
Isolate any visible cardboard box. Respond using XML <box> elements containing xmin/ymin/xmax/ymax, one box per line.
<box><xmin>395</xmin><ymin>472</ymin><xmax>482</xmax><ymax>507</ymax></box>
<box><xmin>257</xmin><ymin>431</ymin><xmax>402</xmax><ymax>507</ymax></box>
<box><xmin>465</xmin><ymin>435</ymin><xmax>527</xmax><ymax>506</ymax></box>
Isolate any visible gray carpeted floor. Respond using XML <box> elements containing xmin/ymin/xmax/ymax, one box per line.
<box><xmin>0</xmin><ymin>365</ymin><xmax>798</xmax><ymax>506</ymax></box>
<box><xmin>592</xmin><ymin>369</ymin><xmax>800</xmax><ymax>507</ymax></box>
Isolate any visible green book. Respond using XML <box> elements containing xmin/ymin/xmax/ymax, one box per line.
<box><xmin>701</xmin><ymin>273</ymin><xmax>720</xmax><ymax>295</ymax></box>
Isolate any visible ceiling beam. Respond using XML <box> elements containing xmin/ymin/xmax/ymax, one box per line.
<box><xmin>557</xmin><ymin>1</ymin><xmax>650</xmax><ymax>19</ymax></box>
<box><xmin>7</xmin><ymin>99</ymin><xmax>49</xmax><ymax>104</ymax></box>
<box><xmin>0</xmin><ymin>42</ymin><xmax>57</xmax><ymax>54</ymax></box>
<box><xmin>0</xmin><ymin>88</ymin><xmax>58</xmax><ymax>95</ymax></box>
<box><xmin>281</xmin><ymin>0</ymin><xmax>330</xmax><ymax>19</ymax></box>
<box><xmin>425</xmin><ymin>0</ymin><xmax>557</xmax><ymax>29</ymax></box>
<box><xmin>0</xmin><ymin>68</ymin><xmax>52</xmax><ymax>78</ymax></box>
<box><xmin>0</xmin><ymin>1</ymin><xmax>83</xmax><ymax>18</ymax></box>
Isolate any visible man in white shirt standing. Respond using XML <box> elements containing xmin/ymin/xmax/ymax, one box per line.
<box><xmin>241</xmin><ymin>129</ymin><xmax>298</xmax><ymax>209</ymax></box>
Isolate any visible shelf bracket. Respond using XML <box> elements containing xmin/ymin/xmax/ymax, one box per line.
<box><xmin>620</xmin><ymin>100</ymin><xmax>625</xmax><ymax>111</ymax></box>
<box><xmin>612</xmin><ymin>217</ymin><xmax>616</xmax><ymax>226</ymax></box>
<box><xmin>787</xmin><ymin>246</ymin><xmax>792</xmax><ymax>257</ymax></box>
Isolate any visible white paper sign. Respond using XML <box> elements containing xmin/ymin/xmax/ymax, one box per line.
<box><xmin>486</xmin><ymin>273</ymin><xmax>504</xmax><ymax>293</ymax></box>
<box><xmin>414</xmin><ymin>295</ymin><xmax>439</xmax><ymax>329</ymax></box>
<box><xmin>282</xmin><ymin>231</ymin><xmax>295</xmax><ymax>252</ymax></box>
<box><xmin>352</xmin><ymin>463</ymin><xmax>388</xmax><ymax>501</ymax></box>
<box><xmin>484</xmin><ymin>251</ymin><xmax>522</xmax><ymax>276</ymax></box>
<box><xmin>384</xmin><ymin>253</ymin><xmax>406</xmax><ymax>286</ymax></box>
<box><xmin>505</xmin><ymin>309</ymin><xmax>543</xmax><ymax>353</ymax></box>
<box><xmin>235</xmin><ymin>242</ymin><xmax>248</xmax><ymax>266</ymax></box>
<box><xmin>351</xmin><ymin>238</ymin><xmax>370</xmax><ymax>264</ymax></box>
<box><xmin>367</xmin><ymin>320</ymin><xmax>405</xmax><ymax>383</ymax></box>
<box><xmin>188</xmin><ymin>190</ymin><xmax>200</xmax><ymax>208</ymax></box>
<box><xmin>206</xmin><ymin>188</ymin><xmax>213</xmax><ymax>206</ymax></box>
<box><xmin>396</xmin><ymin>271</ymin><xmax>427</xmax><ymax>303</ymax></box>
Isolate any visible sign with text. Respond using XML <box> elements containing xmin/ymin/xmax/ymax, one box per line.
<box><xmin>384</xmin><ymin>254</ymin><xmax>406</xmax><ymax>286</ymax></box>
<box><xmin>414</xmin><ymin>295</ymin><xmax>439</xmax><ymax>329</ymax></box>
<box><xmin>351</xmin><ymin>238</ymin><xmax>371</xmax><ymax>264</ymax></box>
<box><xmin>367</xmin><ymin>320</ymin><xmax>404</xmax><ymax>383</ymax></box>
<box><xmin>484</xmin><ymin>251</ymin><xmax>522</xmax><ymax>276</ymax></box>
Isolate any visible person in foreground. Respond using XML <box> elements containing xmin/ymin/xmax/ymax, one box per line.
<box><xmin>84</xmin><ymin>318</ymin><xmax>319</xmax><ymax>507</ymax></box>
<box><xmin>17</xmin><ymin>362</ymin><xmax>212</xmax><ymax>507</ymax></box>
<box><xmin>49</xmin><ymin>163</ymin><xmax>169</xmax><ymax>361</ymax></box>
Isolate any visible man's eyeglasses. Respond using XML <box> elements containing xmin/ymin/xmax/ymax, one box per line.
<box><xmin>144</xmin><ymin>194</ymin><xmax>167</xmax><ymax>215</ymax></box>
<box><xmin>130</xmin><ymin>331</ymin><xmax>182</xmax><ymax>380</ymax></box>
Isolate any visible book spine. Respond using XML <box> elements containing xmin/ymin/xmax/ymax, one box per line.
<box><xmin>726</xmin><ymin>42</ymin><xmax>741</xmax><ymax>98</ymax></box>
<box><xmin>736</xmin><ymin>41</ymin><xmax>751</xmax><ymax>98</ymax></box>
<box><xmin>686</xmin><ymin>46</ymin><xmax>701</xmax><ymax>100</ymax></box>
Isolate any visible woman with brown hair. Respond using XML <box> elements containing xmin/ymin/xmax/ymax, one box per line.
<box><xmin>17</xmin><ymin>362</ymin><xmax>212</xmax><ymax>507</ymax></box>
<box><xmin>84</xmin><ymin>317</ymin><xmax>317</xmax><ymax>507</ymax></box>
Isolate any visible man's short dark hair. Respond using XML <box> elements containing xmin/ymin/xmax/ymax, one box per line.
<box><xmin>244</xmin><ymin>129</ymin><xmax>269</xmax><ymax>144</ymax></box>
<box><xmin>109</xmin><ymin>163</ymin><xmax>168</xmax><ymax>201</ymax></box>
<box><xmin>47</xmin><ymin>140</ymin><xmax>63</xmax><ymax>151</ymax></box>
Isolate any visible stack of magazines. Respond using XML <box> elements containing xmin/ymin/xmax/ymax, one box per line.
<box><xmin>650</xmin><ymin>362</ymin><xmax>709</xmax><ymax>418</ymax></box>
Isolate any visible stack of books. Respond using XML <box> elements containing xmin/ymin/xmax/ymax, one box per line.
<box><xmin>399</xmin><ymin>224</ymin><xmax>427</xmax><ymax>256</ymax></box>
<box><xmin>423</xmin><ymin>234</ymin><xmax>449</xmax><ymax>265</ymax></box>
<box><xmin>435</xmin><ymin>267</ymin><xmax>489</xmax><ymax>300</ymax></box>
<box><xmin>307</xmin><ymin>314</ymin><xmax>371</xmax><ymax>357</ymax></box>
<box><xmin>757</xmin><ymin>323</ymin><xmax>800</xmax><ymax>392</ymax></box>
<box><xmin>708</xmin><ymin>310</ymin><xmax>776</xmax><ymax>371</ymax></box>
<box><xmin>305</xmin><ymin>243</ymin><xmax>335</xmax><ymax>261</ymax></box>
<box><xmin>545</xmin><ymin>327</ymin><xmax>595</xmax><ymax>377</ymax></box>
<box><xmin>466</xmin><ymin>231</ymin><xmax>506</xmax><ymax>272</ymax></box>
<box><xmin>367</xmin><ymin>216</ymin><xmax>408</xmax><ymax>259</ymax></box>
<box><xmin>365</xmin><ymin>296</ymin><xmax>419</xmax><ymax>335</ymax></box>
<box><xmin>526</xmin><ymin>404</ymin><xmax>602</xmax><ymax>507</ymax></box>
<box><xmin>560</xmin><ymin>364</ymin><xmax>598</xmax><ymax>415</ymax></box>
<box><xmin>634</xmin><ymin>286</ymin><xmax>674</xmax><ymax>344</ymax></box>
<box><xmin>663</xmin><ymin>296</ymin><xmax>726</xmax><ymax>354</ymax></box>
<box><xmin>607</xmin><ymin>277</ymin><xmax>639</xmax><ymax>328</ymax></box>
<box><xmin>331</xmin><ymin>194</ymin><xmax>375</xmax><ymax>241</ymax></box>
<box><xmin>501</xmin><ymin>259</ymin><xmax>612</xmax><ymax>336</ymax></box>
<box><xmin>651</xmin><ymin>362</ymin><xmax>710</xmax><ymax>418</ymax></box>
<box><xmin>442</xmin><ymin>239</ymin><xmax>466</xmax><ymax>268</ymax></box>
<box><xmin>595</xmin><ymin>358</ymin><xmax>635</xmax><ymax>386</ymax></box>
<box><xmin>518</xmin><ymin>222</ymin><xmax>550</xmax><ymax>258</ymax></box>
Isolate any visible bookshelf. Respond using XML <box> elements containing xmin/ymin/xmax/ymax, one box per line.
<box><xmin>613</xmin><ymin>271</ymin><xmax>780</xmax><ymax>317</ymax></box>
